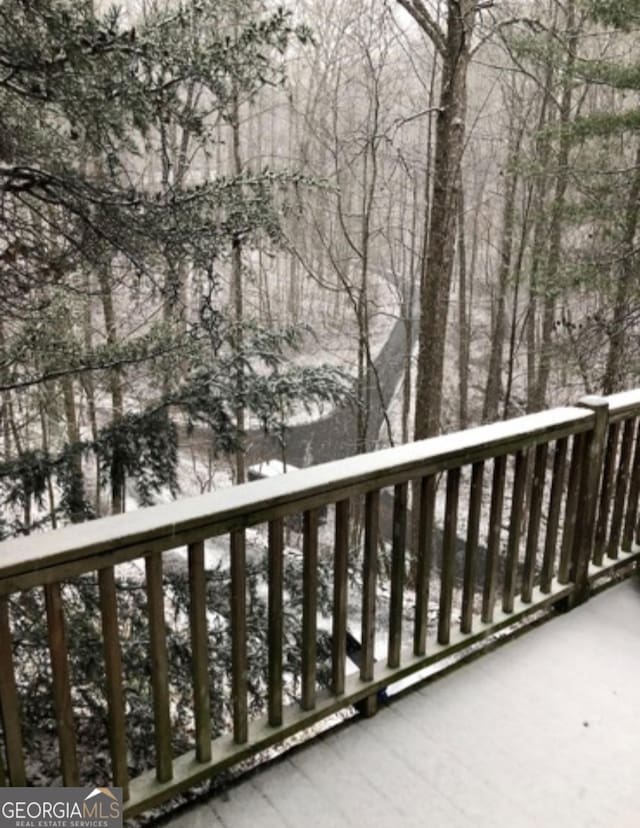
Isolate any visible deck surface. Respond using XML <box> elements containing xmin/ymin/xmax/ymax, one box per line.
<box><xmin>164</xmin><ymin>577</ymin><xmax>640</xmax><ymax>828</ymax></box>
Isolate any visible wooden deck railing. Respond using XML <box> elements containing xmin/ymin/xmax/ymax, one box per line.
<box><xmin>1</xmin><ymin>390</ymin><xmax>640</xmax><ymax>815</ymax></box>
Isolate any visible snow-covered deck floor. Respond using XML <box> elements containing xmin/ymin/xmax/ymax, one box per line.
<box><xmin>164</xmin><ymin>577</ymin><xmax>640</xmax><ymax>828</ymax></box>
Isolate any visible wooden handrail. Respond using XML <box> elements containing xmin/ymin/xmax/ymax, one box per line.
<box><xmin>0</xmin><ymin>393</ymin><xmax>639</xmax><ymax>818</ymax></box>
<box><xmin>0</xmin><ymin>406</ymin><xmax>593</xmax><ymax>590</ymax></box>
<box><xmin>604</xmin><ymin>388</ymin><xmax>640</xmax><ymax>422</ymax></box>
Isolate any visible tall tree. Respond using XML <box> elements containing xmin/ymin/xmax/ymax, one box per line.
<box><xmin>397</xmin><ymin>0</ymin><xmax>477</xmax><ymax>438</ymax></box>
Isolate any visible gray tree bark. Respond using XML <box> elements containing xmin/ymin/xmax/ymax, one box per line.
<box><xmin>399</xmin><ymin>0</ymin><xmax>476</xmax><ymax>439</ymax></box>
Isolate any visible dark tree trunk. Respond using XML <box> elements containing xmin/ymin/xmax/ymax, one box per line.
<box><xmin>531</xmin><ymin>0</ymin><xmax>577</xmax><ymax>411</ymax></box>
<box><xmin>483</xmin><ymin>116</ymin><xmax>524</xmax><ymax>423</ymax></box>
<box><xmin>414</xmin><ymin>0</ymin><xmax>475</xmax><ymax>439</ymax></box>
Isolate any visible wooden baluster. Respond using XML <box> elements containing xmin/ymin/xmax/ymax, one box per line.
<box><xmin>332</xmin><ymin>500</ymin><xmax>349</xmax><ymax>696</ymax></box>
<box><xmin>594</xmin><ymin>423</ymin><xmax>620</xmax><ymax>564</ymax></box>
<box><xmin>522</xmin><ymin>443</ymin><xmax>548</xmax><ymax>603</ymax></box>
<box><xmin>361</xmin><ymin>491</ymin><xmax>379</xmax><ymax>682</ymax></box>
<box><xmin>541</xmin><ymin>437</ymin><xmax>568</xmax><ymax>591</ymax></box>
<box><xmin>0</xmin><ymin>597</ymin><xmax>25</xmax><ymax>786</ymax></box>
<box><xmin>623</xmin><ymin>420</ymin><xmax>640</xmax><ymax>552</ymax></box>
<box><xmin>145</xmin><ymin>555</ymin><xmax>173</xmax><ymax>781</ymax></box>
<box><xmin>268</xmin><ymin>519</ymin><xmax>284</xmax><ymax>726</ymax></box>
<box><xmin>230</xmin><ymin>529</ymin><xmax>248</xmax><ymax>743</ymax></box>
<box><xmin>503</xmin><ymin>451</ymin><xmax>529</xmax><ymax>613</ymax></box>
<box><xmin>438</xmin><ymin>468</ymin><xmax>460</xmax><ymax>645</ymax></box>
<box><xmin>98</xmin><ymin>567</ymin><xmax>130</xmax><ymax>798</ymax></box>
<box><xmin>388</xmin><ymin>483</ymin><xmax>407</xmax><ymax>669</ymax></box>
<box><xmin>461</xmin><ymin>461</ymin><xmax>484</xmax><ymax>634</ymax></box>
<box><xmin>607</xmin><ymin>417</ymin><xmax>635</xmax><ymax>560</ymax></box>
<box><xmin>482</xmin><ymin>455</ymin><xmax>507</xmax><ymax>623</ymax></box>
<box><xmin>188</xmin><ymin>541</ymin><xmax>211</xmax><ymax>762</ymax></box>
<box><xmin>413</xmin><ymin>475</ymin><xmax>436</xmax><ymax>656</ymax></box>
<box><xmin>558</xmin><ymin>435</ymin><xmax>584</xmax><ymax>583</ymax></box>
<box><xmin>301</xmin><ymin>510</ymin><xmax>319</xmax><ymax>711</ymax></box>
<box><xmin>44</xmin><ymin>583</ymin><xmax>79</xmax><ymax>786</ymax></box>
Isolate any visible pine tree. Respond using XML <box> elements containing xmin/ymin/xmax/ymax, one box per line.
<box><xmin>0</xmin><ymin>0</ymin><xmax>349</xmax><ymax>526</ymax></box>
<box><xmin>539</xmin><ymin>0</ymin><xmax>640</xmax><ymax>393</ymax></box>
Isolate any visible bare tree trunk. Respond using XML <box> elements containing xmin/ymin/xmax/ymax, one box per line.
<box><xmin>96</xmin><ymin>264</ymin><xmax>125</xmax><ymax>513</ymax></box>
<box><xmin>457</xmin><ymin>178</ymin><xmax>469</xmax><ymax>429</ymax></box>
<box><xmin>401</xmin><ymin>177</ymin><xmax>420</xmax><ymax>444</ymax></box>
<box><xmin>38</xmin><ymin>393</ymin><xmax>57</xmax><ymax>529</ymax></box>
<box><xmin>1</xmin><ymin>392</ymin><xmax>9</xmax><ymax>460</ymax></box>
<box><xmin>482</xmin><ymin>113</ymin><xmax>524</xmax><ymax>422</ymax></box>
<box><xmin>520</xmin><ymin>16</ymin><xmax>557</xmax><ymax>412</ymax></box>
<box><xmin>81</xmin><ymin>273</ymin><xmax>100</xmax><ymax>513</ymax></box>
<box><xmin>503</xmin><ymin>182</ymin><xmax>534</xmax><ymax>419</ymax></box>
<box><xmin>525</xmin><ymin>131</ymin><xmax>552</xmax><ymax>412</ymax></box>
<box><xmin>7</xmin><ymin>396</ymin><xmax>22</xmax><ymax>457</ymax></box>
<box><xmin>414</xmin><ymin>0</ymin><xmax>475</xmax><ymax>439</ymax></box>
<box><xmin>532</xmin><ymin>0</ymin><xmax>577</xmax><ymax>410</ymax></box>
<box><xmin>287</xmin><ymin>90</ymin><xmax>300</xmax><ymax>326</ymax></box>
<box><xmin>356</xmin><ymin>120</ymin><xmax>379</xmax><ymax>453</ymax></box>
<box><xmin>4</xmin><ymin>393</ymin><xmax>29</xmax><ymax>531</ymax></box>
<box><xmin>231</xmin><ymin>84</ymin><xmax>246</xmax><ymax>484</ymax></box>
<box><xmin>61</xmin><ymin>374</ymin><xmax>86</xmax><ymax>522</ymax></box>
<box><xmin>0</xmin><ymin>321</ymin><xmax>11</xmax><ymax>459</ymax></box>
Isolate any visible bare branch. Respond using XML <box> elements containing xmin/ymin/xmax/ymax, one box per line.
<box><xmin>471</xmin><ymin>15</ymin><xmax>547</xmax><ymax>57</ymax></box>
<box><xmin>395</xmin><ymin>0</ymin><xmax>446</xmax><ymax>57</ymax></box>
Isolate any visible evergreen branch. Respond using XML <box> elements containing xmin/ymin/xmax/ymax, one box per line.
<box><xmin>0</xmin><ymin>333</ymin><xmax>205</xmax><ymax>393</ymax></box>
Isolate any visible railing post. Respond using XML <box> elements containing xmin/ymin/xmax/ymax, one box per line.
<box><xmin>230</xmin><ymin>530</ymin><xmax>248</xmax><ymax>743</ymax></box>
<box><xmin>622</xmin><ymin>421</ymin><xmax>640</xmax><ymax>552</ymax></box>
<box><xmin>301</xmin><ymin>510</ymin><xmax>319</xmax><ymax>712</ymax></box>
<box><xmin>461</xmin><ymin>461</ymin><xmax>484</xmax><ymax>633</ymax></box>
<box><xmin>438</xmin><ymin>468</ymin><xmax>460</xmax><ymax>644</ymax></box>
<box><xmin>332</xmin><ymin>500</ymin><xmax>349</xmax><ymax>696</ymax></box>
<box><xmin>267</xmin><ymin>519</ymin><xmax>284</xmax><ymax>727</ymax></box>
<box><xmin>570</xmin><ymin>395</ymin><xmax>609</xmax><ymax>604</ymax></box>
<box><xmin>98</xmin><ymin>567</ymin><xmax>130</xmax><ymax>798</ymax></box>
<box><xmin>188</xmin><ymin>541</ymin><xmax>212</xmax><ymax>762</ymax></box>
<box><xmin>145</xmin><ymin>555</ymin><xmax>173</xmax><ymax>782</ymax></box>
<box><xmin>413</xmin><ymin>476</ymin><xmax>435</xmax><ymax>656</ymax></box>
<box><xmin>388</xmin><ymin>483</ymin><xmax>408</xmax><ymax>668</ymax></box>
<box><xmin>359</xmin><ymin>491</ymin><xmax>380</xmax><ymax>718</ymax></box>
<box><xmin>541</xmin><ymin>437</ymin><xmax>568</xmax><ymax>593</ymax></box>
<box><xmin>45</xmin><ymin>583</ymin><xmax>79</xmax><ymax>786</ymax></box>
<box><xmin>0</xmin><ymin>597</ymin><xmax>26</xmax><ymax>786</ymax></box>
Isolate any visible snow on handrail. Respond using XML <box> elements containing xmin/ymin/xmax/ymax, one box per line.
<box><xmin>0</xmin><ymin>404</ymin><xmax>596</xmax><ymax>584</ymax></box>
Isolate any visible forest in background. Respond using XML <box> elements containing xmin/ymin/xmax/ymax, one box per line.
<box><xmin>2</xmin><ymin>0</ymin><xmax>640</xmax><ymax>532</ymax></box>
